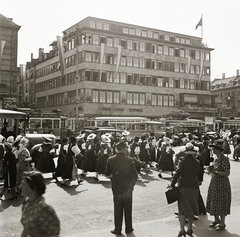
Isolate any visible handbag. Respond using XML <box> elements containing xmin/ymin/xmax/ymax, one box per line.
<box><xmin>165</xmin><ymin>186</ymin><xmax>180</xmax><ymax>204</ymax></box>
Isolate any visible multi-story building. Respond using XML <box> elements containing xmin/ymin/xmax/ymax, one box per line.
<box><xmin>211</xmin><ymin>69</ymin><xmax>240</xmax><ymax>118</ymax></box>
<box><xmin>0</xmin><ymin>13</ymin><xmax>21</xmax><ymax>109</ymax></box>
<box><xmin>23</xmin><ymin>16</ymin><xmax>216</xmax><ymax>129</ymax></box>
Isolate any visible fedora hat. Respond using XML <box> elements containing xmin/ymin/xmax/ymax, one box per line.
<box><xmin>180</xmin><ymin>142</ymin><xmax>199</xmax><ymax>154</ymax></box>
<box><xmin>87</xmin><ymin>133</ymin><xmax>96</xmax><ymax>140</ymax></box>
<box><xmin>209</xmin><ymin>139</ymin><xmax>224</xmax><ymax>151</ymax></box>
<box><xmin>43</xmin><ymin>136</ymin><xmax>52</xmax><ymax>144</ymax></box>
<box><xmin>101</xmin><ymin>134</ymin><xmax>111</xmax><ymax>144</ymax></box>
<box><xmin>116</xmin><ymin>141</ymin><xmax>127</xmax><ymax>151</ymax></box>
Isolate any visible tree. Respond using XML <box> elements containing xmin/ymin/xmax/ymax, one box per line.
<box><xmin>161</xmin><ymin>110</ymin><xmax>190</xmax><ymax>120</ymax></box>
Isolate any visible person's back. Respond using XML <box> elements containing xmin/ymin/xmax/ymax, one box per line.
<box><xmin>106</xmin><ymin>153</ymin><xmax>138</xmax><ymax>194</ymax></box>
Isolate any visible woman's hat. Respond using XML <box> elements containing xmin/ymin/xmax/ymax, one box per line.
<box><xmin>104</xmin><ymin>133</ymin><xmax>112</xmax><ymax>138</ymax></box>
<box><xmin>163</xmin><ymin>136</ymin><xmax>173</xmax><ymax>145</ymax></box>
<box><xmin>87</xmin><ymin>133</ymin><xmax>96</xmax><ymax>140</ymax></box>
<box><xmin>101</xmin><ymin>134</ymin><xmax>111</xmax><ymax>144</ymax></box>
<box><xmin>122</xmin><ymin>130</ymin><xmax>130</xmax><ymax>136</ymax></box>
<box><xmin>43</xmin><ymin>136</ymin><xmax>52</xmax><ymax>144</ymax></box>
<box><xmin>12</xmin><ymin>135</ymin><xmax>23</xmax><ymax>146</ymax></box>
<box><xmin>0</xmin><ymin>134</ymin><xmax>5</xmax><ymax>143</ymax></box>
<box><xmin>209</xmin><ymin>139</ymin><xmax>225</xmax><ymax>151</ymax></box>
<box><xmin>19</xmin><ymin>137</ymin><xmax>29</xmax><ymax>147</ymax></box>
<box><xmin>77</xmin><ymin>133</ymin><xmax>85</xmax><ymax>140</ymax></box>
<box><xmin>180</xmin><ymin>142</ymin><xmax>199</xmax><ymax>154</ymax></box>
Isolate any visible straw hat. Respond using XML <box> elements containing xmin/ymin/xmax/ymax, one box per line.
<box><xmin>163</xmin><ymin>136</ymin><xmax>173</xmax><ymax>145</ymax></box>
<box><xmin>180</xmin><ymin>142</ymin><xmax>199</xmax><ymax>154</ymax></box>
<box><xmin>12</xmin><ymin>135</ymin><xmax>23</xmax><ymax>146</ymax></box>
<box><xmin>122</xmin><ymin>130</ymin><xmax>130</xmax><ymax>136</ymax></box>
<box><xmin>87</xmin><ymin>133</ymin><xmax>96</xmax><ymax>140</ymax></box>
<box><xmin>77</xmin><ymin>133</ymin><xmax>85</xmax><ymax>140</ymax></box>
<box><xmin>43</xmin><ymin>136</ymin><xmax>52</xmax><ymax>144</ymax></box>
<box><xmin>101</xmin><ymin>134</ymin><xmax>111</xmax><ymax>144</ymax></box>
<box><xmin>104</xmin><ymin>133</ymin><xmax>112</xmax><ymax>138</ymax></box>
<box><xmin>6</xmin><ymin>136</ymin><xmax>14</xmax><ymax>144</ymax></box>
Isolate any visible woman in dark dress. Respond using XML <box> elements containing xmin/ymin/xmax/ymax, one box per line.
<box><xmin>0</xmin><ymin>143</ymin><xmax>17</xmax><ymax>200</ymax></box>
<box><xmin>206</xmin><ymin>140</ymin><xmax>231</xmax><ymax>231</ymax></box>
<box><xmin>170</xmin><ymin>142</ymin><xmax>200</xmax><ymax>237</ymax></box>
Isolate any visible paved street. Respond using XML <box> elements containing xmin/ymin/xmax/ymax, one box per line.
<box><xmin>1</xmin><ymin>145</ymin><xmax>240</xmax><ymax>237</ymax></box>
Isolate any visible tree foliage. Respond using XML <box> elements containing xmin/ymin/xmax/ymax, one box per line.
<box><xmin>161</xmin><ymin>110</ymin><xmax>190</xmax><ymax>120</ymax></box>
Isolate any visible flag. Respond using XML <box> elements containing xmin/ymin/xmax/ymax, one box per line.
<box><xmin>20</xmin><ymin>64</ymin><xmax>26</xmax><ymax>80</ymax></box>
<box><xmin>198</xmin><ymin>55</ymin><xmax>204</xmax><ymax>85</ymax></box>
<box><xmin>99</xmin><ymin>43</ymin><xmax>106</xmax><ymax>82</ymax></box>
<box><xmin>115</xmin><ymin>45</ymin><xmax>123</xmax><ymax>77</ymax></box>
<box><xmin>195</xmin><ymin>17</ymin><xmax>202</xmax><ymax>30</ymax></box>
<box><xmin>187</xmin><ymin>56</ymin><xmax>191</xmax><ymax>79</ymax></box>
<box><xmin>56</xmin><ymin>36</ymin><xmax>65</xmax><ymax>75</ymax></box>
<box><xmin>0</xmin><ymin>40</ymin><xmax>6</xmax><ymax>59</ymax></box>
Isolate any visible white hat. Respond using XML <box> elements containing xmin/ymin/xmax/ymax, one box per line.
<box><xmin>122</xmin><ymin>130</ymin><xmax>130</xmax><ymax>136</ymax></box>
<box><xmin>87</xmin><ymin>133</ymin><xmax>96</xmax><ymax>140</ymax></box>
<box><xmin>101</xmin><ymin>134</ymin><xmax>111</xmax><ymax>144</ymax></box>
<box><xmin>104</xmin><ymin>133</ymin><xmax>112</xmax><ymax>138</ymax></box>
<box><xmin>13</xmin><ymin>135</ymin><xmax>23</xmax><ymax>146</ymax></box>
<box><xmin>180</xmin><ymin>142</ymin><xmax>199</xmax><ymax>154</ymax></box>
<box><xmin>43</xmin><ymin>136</ymin><xmax>52</xmax><ymax>144</ymax></box>
<box><xmin>0</xmin><ymin>134</ymin><xmax>5</xmax><ymax>143</ymax></box>
<box><xmin>7</xmin><ymin>136</ymin><xmax>14</xmax><ymax>143</ymax></box>
<box><xmin>19</xmin><ymin>137</ymin><xmax>29</xmax><ymax>147</ymax></box>
<box><xmin>77</xmin><ymin>133</ymin><xmax>85</xmax><ymax>140</ymax></box>
<box><xmin>163</xmin><ymin>136</ymin><xmax>173</xmax><ymax>145</ymax></box>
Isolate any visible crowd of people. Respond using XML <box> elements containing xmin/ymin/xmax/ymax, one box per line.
<box><xmin>0</xmin><ymin>126</ymin><xmax>234</xmax><ymax>236</ymax></box>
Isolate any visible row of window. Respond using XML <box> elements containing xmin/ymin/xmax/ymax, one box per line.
<box><xmin>35</xmin><ymin>69</ymin><xmax>210</xmax><ymax>93</ymax></box>
<box><xmin>37</xmin><ymin>90</ymin><xmax>175</xmax><ymax>108</ymax></box>
<box><xmin>36</xmin><ymin>51</ymin><xmax>210</xmax><ymax>79</ymax></box>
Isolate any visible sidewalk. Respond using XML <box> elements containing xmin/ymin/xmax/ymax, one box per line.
<box><xmin>66</xmin><ymin>206</ymin><xmax>240</xmax><ymax>237</ymax></box>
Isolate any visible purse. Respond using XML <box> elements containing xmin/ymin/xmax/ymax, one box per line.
<box><xmin>165</xmin><ymin>186</ymin><xmax>181</xmax><ymax>204</ymax></box>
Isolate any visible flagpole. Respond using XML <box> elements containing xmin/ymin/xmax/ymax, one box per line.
<box><xmin>201</xmin><ymin>14</ymin><xmax>203</xmax><ymax>39</ymax></box>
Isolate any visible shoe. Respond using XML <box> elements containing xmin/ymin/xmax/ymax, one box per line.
<box><xmin>94</xmin><ymin>177</ymin><xmax>99</xmax><ymax>182</ymax></box>
<box><xmin>52</xmin><ymin>174</ymin><xmax>59</xmax><ymax>182</ymax></box>
<box><xmin>126</xmin><ymin>228</ymin><xmax>134</xmax><ymax>234</ymax></box>
<box><xmin>209</xmin><ymin>221</ymin><xmax>220</xmax><ymax>227</ymax></box>
<box><xmin>0</xmin><ymin>194</ymin><xmax>3</xmax><ymax>199</ymax></box>
<box><xmin>186</xmin><ymin>229</ymin><xmax>193</xmax><ymax>236</ymax></box>
<box><xmin>193</xmin><ymin>216</ymin><xmax>198</xmax><ymax>220</ymax></box>
<box><xmin>80</xmin><ymin>173</ymin><xmax>86</xmax><ymax>177</ymax></box>
<box><xmin>215</xmin><ymin>224</ymin><xmax>226</xmax><ymax>231</ymax></box>
<box><xmin>158</xmin><ymin>173</ymin><xmax>162</xmax><ymax>178</ymax></box>
<box><xmin>177</xmin><ymin>230</ymin><xmax>186</xmax><ymax>237</ymax></box>
<box><xmin>8</xmin><ymin>195</ymin><xmax>18</xmax><ymax>200</ymax></box>
<box><xmin>110</xmin><ymin>230</ymin><xmax>122</xmax><ymax>235</ymax></box>
<box><xmin>78</xmin><ymin>179</ymin><xmax>84</xmax><ymax>184</ymax></box>
<box><xmin>60</xmin><ymin>182</ymin><xmax>67</xmax><ymax>186</ymax></box>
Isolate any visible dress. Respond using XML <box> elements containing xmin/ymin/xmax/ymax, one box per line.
<box><xmin>206</xmin><ymin>154</ymin><xmax>231</xmax><ymax>216</ymax></box>
<box><xmin>158</xmin><ymin>146</ymin><xmax>175</xmax><ymax>171</ymax></box>
<box><xmin>3</xmin><ymin>150</ymin><xmax>17</xmax><ymax>188</ymax></box>
<box><xmin>62</xmin><ymin>144</ymin><xmax>75</xmax><ymax>180</ymax></box>
<box><xmin>81</xmin><ymin>142</ymin><xmax>97</xmax><ymax>172</ymax></box>
<box><xmin>96</xmin><ymin>144</ymin><xmax>112</xmax><ymax>174</ymax></box>
<box><xmin>36</xmin><ymin>143</ymin><xmax>55</xmax><ymax>173</ymax></box>
<box><xmin>139</xmin><ymin>140</ymin><xmax>150</xmax><ymax>164</ymax></box>
<box><xmin>54</xmin><ymin>144</ymin><xmax>66</xmax><ymax>177</ymax></box>
<box><xmin>21</xmin><ymin>196</ymin><xmax>60</xmax><ymax>237</ymax></box>
<box><xmin>16</xmin><ymin>146</ymin><xmax>32</xmax><ymax>187</ymax></box>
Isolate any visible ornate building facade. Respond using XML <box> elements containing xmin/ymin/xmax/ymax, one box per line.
<box><xmin>22</xmin><ymin>16</ymin><xmax>216</xmax><ymax>124</ymax></box>
<box><xmin>0</xmin><ymin>13</ymin><xmax>20</xmax><ymax>109</ymax></box>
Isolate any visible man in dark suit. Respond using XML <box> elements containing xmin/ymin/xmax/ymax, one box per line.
<box><xmin>105</xmin><ymin>141</ymin><xmax>138</xmax><ymax>235</ymax></box>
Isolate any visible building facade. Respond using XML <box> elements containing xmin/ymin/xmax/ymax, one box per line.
<box><xmin>22</xmin><ymin>17</ymin><xmax>216</xmax><ymax>128</ymax></box>
<box><xmin>0</xmin><ymin>13</ymin><xmax>21</xmax><ymax>109</ymax></box>
<box><xmin>211</xmin><ymin>70</ymin><xmax>240</xmax><ymax>118</ymax></box>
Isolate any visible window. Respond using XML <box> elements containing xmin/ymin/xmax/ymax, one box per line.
<box><xmin>164</xmin><ymin>77</ymin><xmax>169</xmax><ymax>87</ymax></box>
<box><xmin>152</xmin><ymin>94</ymin><xmax>157</xmax><ymax>105</ymax></box>
<box><xmin>140</xmin><ymin>42</ymin><xmax>145</xmax><ymax>52</ymax></box>
<box><xmin>97</xmin><ymin>22</ymin><xmax>102</xmax><ymax>29</ymax></box>
<box><xmin>127</xmin><ymin>92</ymin><xmax>133</xmax><ymax>104</ymax></box>
<box><xmin>93</xmin><ymin>90</ymin><xmax>99</xmax><ymax>102</ymax></box>
<box><xmin>136</xmin><ymin>29</ymin><xmax>141</xmax><ymax>36</ymax></box>
<box><xmin>185</xmin><ymin>49</ymin><xmax>190</xmax><ymax>58</ymax></box>
<box><xmin>163</xmin><ymin>95</ymin><xmax>168</xmax><ymax>106</ymax></box>
<box><xmin>107</xmin><ymin>91</ymin><xmax>112</xmax><ymax>103</ymax></box>
<box><xmin>90</xmin><ymin>20</ymin><xmax>96</xmax><ymax>28</ymax></box>
<box><xmin>121</xmin><ymin>39</ymin><xmax>127</xmax><ymax>48</ymax></box>
<box><xmin>180</xmin><ymin>63</ymin><xmax>185</xmax><ymax>73</ymax></box>
<box><xmin>165</xmin><ymin>34</ymin><xmax>169</xmax><ymax>41</ymax></box>
<box><xmin>180</xmin><ymin>49</ymin><xmax>185</xmax><ymax>57</ymax></box>
<box><xmin>164</xmin><ymin>46</ymin><xmax>168</xmax><ymax>55</ymax></box>
<box><xmin>92</xmin><ymin>35</ymin><xmax>99</xmax><ymax>45</ymax></box>
<box><xmin>134</xmin><ymin>74</ymin><xmax>139</xmax><ymax>85</ymax></box>
<box><xmin>133</xmin><ymin>93</ymin><xmax>139</xmax><ymax>104</ymax></box>
<box><xmin>205</xmin><ymin>52</ymin><xmax>210</xmax><ymax>61</ymax></box>
<box><xmin>142</xmin><ymin>30</ymin><xmax>147</xmax><ymax>37</ymax></box>
<box><xmin>121</xmin><ymin>56</ymin><xmax>126</xmax><ymax>66</ymax></box>
<box><xmin>133</xmin><ymin>58</ymin><xmax>139</xmax><ymax>67</ymax></box>
<box><xmin>153</xmin><ymin>33</ymin><xmax>158</xmax><ymax>39</ymax></box>
<box><xmin>114</xmin><ymin>73</ymin><xmax>119</xmax><ymax>83</ymax></box>
<box><xmin>158</xmin><ymin>77</ymin><xmax>163</xmax><ymax>87</ymax></box>
<box><xmin>146</xmin><ymin>59</ymin><xmax>151</xmax><ymax>69</ymax></box>
<box><xmin>169</xmin><ymin>95</ymin><xmax>174</xmax><ymax>106</ymax></box>
<box><xmin>127</xmin><ymin>74</ymin><xmax>133</xmax><ymax>84</ymax></box>
<box><xmin>152</xmin><ymin>44</ymin><xmax>157</xmax><ymax>54</ymax></box>
<box><xmin>148</xmin><ymin>31</ymin><xmax>152</xmax><ymax>38</ymax></box>
<box><xmin>107</xmin><ymin>71</ymin><xmax>113</xmax><ymax>82</ymax></box>
<box><xmin>127</xmin><ymin>57</ymin><xmax>132</xmax><ymax>67</ymax></box>
<box><xmin>169</xmin><ymin>47</ymin><xmax>174</xmax><ymax>56</ymax></box>
<box><xmin>175</xmin><ymin>48</ymin><xmax>180</xmax><ymax>57</ymax></box>
<box><xmin>169</xmin><ymin>78</ymin><xmax>174</xmax><ymax>88</ymax></box>
<box><xmin>130</xmin><ymin>28</ymin><xmax>135</xmax><ymax>35</ymax></box>
<box><xmin>176</xmin><ymin>37</ymin><xmax>180</xmax><ymax>43</ymax></box>
<box><xmin>180</xmin><ymin>79</ymin><xmax>184</xmax><ymax>88</ymax></box>
<box><xmin>146</xmin><ymin>43</ymin><xmax>151</xmax><ymax>53</ymax></box>
<box><xmin>140</xmin><ymin>93</ymin><xmax>145</xmax><ymax>105</ymax></box>
<box><xmin>100</xmin><ymin>90</ymin><xmax>106</xmax><ymax>103</ymax></box>
<box><xmin>181</xmin><ymin>38</ymin><xmax>185</xmax><ymax>44</ymax></box>
<box><xmin>133</xmin><ymin>41</ymin><xmax>139</xmax><ymax>51</ymax></box>
<box><xmin>190</xmin><ymin>80</ymin><xmax>195</xmax><ymax>89</ymax></box>
<box><xmin>157</xmin><ymin>61</ymin><xmax>163</xmax><ymax>70</ymax></box>
<box><xmin>85</xmin><ymin>52</ymin><xmax>92</xmax><ymax>62</ymax></box>
<box><xmin>114</xmin><ymin>38</ymin><xmax>119</xmax><ymax>47</ymax></box>
<box><xmin>107</xmin><ymin>37</ymin><xmax>113</xmax><ymax>47</ymax></box>
<box><xmin>158</xmin><ymin>94</ymin><xmax>162</xmax><ymax>106</ymax></box>
<box><xmin>127</xmin><ymin>40</ymin><xmax>133</xmax><ymax>50</ymax></box>
<box><xmin>113</xmin><ymin>92</ymin><xmax>120</xmax><ymax>103</ymax></box>
<box><xmin>140</xmin><ymin>75</ymin><xmax>145</xmax><ymax>85</ymax></box>
<box><xmin>103</xmin><ymin>23</ymin><xmax>109</xmax><ymax>30</ymax></box>
<box><xmin>93</xmin><ymin>71</ymin><xmax>99</xmax><ymax>81</ymax></box>
<box><xmin>100</xmin><ymin>37</ymin><xmax>106</xmax><ymax>44</ymax></box>
<box><xmin>195</xmin><ymin>51</ymin><xmax>200</xmax><ymax>60</ymax></box>
<box><xmin>123</xmin><ymin>27</ymin><xmax>129</xmax><ymax>34</ymax></box>
<box><xmin>186</xmin><ymin>38</ymin><xmax>190</xmax><ymax>44</ymax></box>
<box><xmin>120</xmin><ymin>73</ymin><xmax>126</xmax><ymax>84</ymax></box>
<box><xmin>139</xmin><ymin>58</ymin><xmax>145</xmax><ymax>68</ymax></box>
<box><xmin>93</xmin><ymin>52</ymin><xmax>99</xmax><ymax>63</ymax></box>
<box><xmin>175</xmin><ymin>63</ymin><xmax>180</xmax><ymax>72</ymax></box>
<box><xmin>106</xmin><ymin>54</ymin><xmax>113</xmax><ymax>64</ymax></box>
<box><xmin>158</xmin><ymin>45</ymin><xmax>163</xmax><ymax>54</ymax></box>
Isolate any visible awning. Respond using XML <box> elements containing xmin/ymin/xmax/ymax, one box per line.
<box><xmin>0</xmin><ymin>109</ymin><xmax>27</xmax><ymax>119</ymax></box>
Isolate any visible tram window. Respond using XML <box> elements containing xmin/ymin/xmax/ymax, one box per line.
<box><xmin>29</xmin><ymin>119</ymin><xmax>41</xmax><ymax>128</ymax></box>
<box><xmin>54</xmin><ymin>119</ymin><xmax>60</xmax><ymax>128</ymax></box>
<box><xmin>42</xmin><ymin>119</ymin><xmax>53</xmax><ymax>129</ymax></box>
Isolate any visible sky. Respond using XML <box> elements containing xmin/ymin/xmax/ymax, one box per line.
<box><xmin>1</xmin><ymin>0</ymin><xmax>240</xmax><ymax>81</ymax></box>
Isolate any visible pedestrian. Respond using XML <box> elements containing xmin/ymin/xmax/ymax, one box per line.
<box><xmin>0</xmin><ymin>134</ymin><xmax>6</xmax><ymax>179</ymax></box>
<box><xmin>206</xmin><ymin>139</ymin><xmax>231</xmax><ymax>231</ymax></box>
<box><xmin>35</xmin><ymin>137</ymin><xmax>56</xmax><ymax>180</ymax></box>
<box><xmin>15</xmin><ymin>137</ymin><xmax>32</xmax><ymax>193</ymax></box>
<box><xmin>61</xmin><ymin>136</ymin><xmax>83</xmax><ymax>186</ymax></box>
<box><xmin>0</xmin><ymin>143</ymin><xmax>17</xmax><ymax>200</ymax></box>
<box><xmin>105</xmin><ymin>141</ymin><xmax>138</xmax><ymax>235</ymax></box>
<box><xmin>233</xmin><ymin>136</ymin><xmax>240</xmax><ymax>161</ymax></box>
<box><xmin>20</xmin><ymin>171</ymin><xmax>60</xmax><ymax>237</ymax></box>
<box><xmin>223</xmin><ymin>136</ymin><xmax>231</xmax><ymax>158</ymax></box>
<box><xmin>170</xmin><ymin>142</ymin><xmax>200</xmax><ymax>237</ymax></box>
<box><xmin>139</xmin><ymin>134</ymin><xmax>150</xmax><ymax>172</ymax></box>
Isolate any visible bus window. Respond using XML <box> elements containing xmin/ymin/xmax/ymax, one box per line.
<box><xmin>42</xmin><ymin>119</ymin><xmax>53</xmax><ymax>129</ymax></box>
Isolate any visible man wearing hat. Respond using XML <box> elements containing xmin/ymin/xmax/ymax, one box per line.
<box><xmin>105</xmin><ymin>141</ymin><xmax>138</xmax><ymax>235</ymax></box>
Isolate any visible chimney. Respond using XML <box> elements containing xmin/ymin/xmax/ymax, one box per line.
<box><xmin>31</xmin><ymin>53</ymin><xmax>33</xmax><ymax>62</ymax></box>
<box><xmin>237</xmin><ymin>69</ymin><xmax>239</xmax><ymax>77</ymax></box>
<box><xmin>222</xmin><ymin>73</ymin><xmax>225</xmax><ymax>79</ymax></box>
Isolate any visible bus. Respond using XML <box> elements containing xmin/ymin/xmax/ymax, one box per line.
<box><xmin>215</xmin><ymin>117</ymin><xmax>240</xmax><ymax>131</ymax></box>
<box><xmin>16</xmin><ymin>108</ymin><xmax>67</xmax><ymax>140</ymax></box>
<box><xmin>87</xmin><ymin>117</ymin><xmax>150</xmax><ymax>131</ymax></box>
<box><xmin>163</xmin><ymin>118</ymin><xmax>205</xmax><ymax>135</ymax></box>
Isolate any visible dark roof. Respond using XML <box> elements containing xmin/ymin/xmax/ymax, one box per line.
<box><xmin>0</xmin><ymin>13</ymin><xmax>21</xmax><ymax>30</ymax></box>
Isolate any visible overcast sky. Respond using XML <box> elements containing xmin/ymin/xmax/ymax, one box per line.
<box><xmin>1</xmin><ymin>0</ymin><xmax>240</xmax><ymax>80</ymax></box>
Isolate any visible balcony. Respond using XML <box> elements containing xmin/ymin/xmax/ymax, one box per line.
<box><xmin>179</xmin><ymin>104</ymin><xmax>217</xmax><ymax>112</ymax></box>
